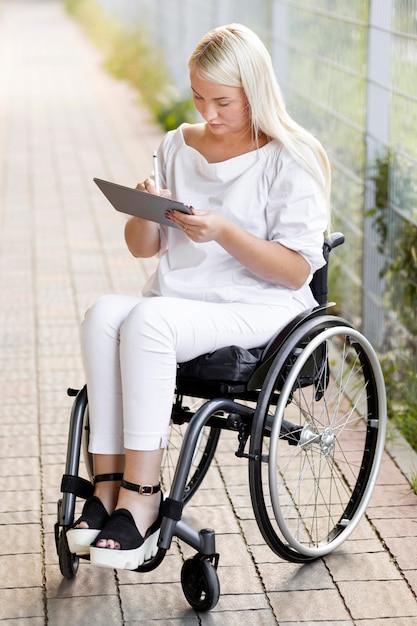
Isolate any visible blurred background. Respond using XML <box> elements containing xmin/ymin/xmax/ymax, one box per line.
<box><xmin>67</xmin><ymin>0</ymin><xmax>417</xmax><ymax>449</ymax></box>
<box><xmin>80</xmin><ymin>0</ymin><xmax>417</xmax><ymax>349</ymax></box>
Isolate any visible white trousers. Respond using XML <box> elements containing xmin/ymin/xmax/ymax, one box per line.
<box><xmin>82</xmin><ymin>294</ymin><xmax>307</xmax><ymax>453</ymax></box>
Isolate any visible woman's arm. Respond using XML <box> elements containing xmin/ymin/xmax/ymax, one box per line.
<box><xmin>124</xmin><ymin>216</ymin><xmax>160</xmax><ymax>258</ymax></box>
<box><xmin>167</xmin><ymin>210</ymin><xmax>311</xmax><ymax>289</ymax></box>
<box><xmin>124</xmin><ymin>178</ymin><xmax>168</xmax><ymax>258</ymax></box>
<box><xmin>216</xmin><ymin>217</ymin><xmax>310</xmax><ymax>289</ymax></box>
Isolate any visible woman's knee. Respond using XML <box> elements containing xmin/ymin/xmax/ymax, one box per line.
<box><xmin>121</xmin><ymin>297</ymin><xmax>177</xmax><ymax>347</ymax></box>
<box><xmin>82</xmin><ymin>294</ymin><xmax>139</xmax><ymax>342</ymax></box>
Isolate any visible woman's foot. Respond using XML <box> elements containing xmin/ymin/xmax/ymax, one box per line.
<box><xmin>66</xmin><ymin>473</ymin><xmax>123</xmax><ymax>556</ymax></box>
<box><xmin>90</xmin><ymin>480</ymin><xmax>163</xmax><ymax>570</ymax></box>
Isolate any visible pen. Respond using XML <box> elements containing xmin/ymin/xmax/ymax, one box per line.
<box><xmin>153</xmin><ymin>151</ymin><xmax>161</xmax><ymax>195</ymax></box>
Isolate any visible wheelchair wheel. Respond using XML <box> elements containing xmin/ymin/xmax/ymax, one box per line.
<box><xmin>181</xmin><ymin>555</ymin><xmax>220</xmax><ymax>612</ymax></box>
<box><xmin>57</xmin><ymin>526</ymin><xmax>79</xmax><ymax>579</ymax></box>
<box><xmin>162</xmin><ymin>397</ymin><xmax>221</xmax><ymax>503</ymax></box>
<box><xmin>249</xmin><ymin>317</ymin><xmax>386</xmax><ymax>562</ymax></box>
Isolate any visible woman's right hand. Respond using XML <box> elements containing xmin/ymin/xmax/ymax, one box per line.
<box><xmin>136</xmin><ymin>178</ymin><xmax>172</xmax><ymax>199</ymax></box>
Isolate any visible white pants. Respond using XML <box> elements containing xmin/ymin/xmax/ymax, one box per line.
<box><xmin>82</xmin><ymin>294</ymin><xmax>307</xmax><ymax>453</ymax></box>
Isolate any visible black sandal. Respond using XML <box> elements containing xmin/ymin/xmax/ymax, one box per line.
<box><xmin>66</xmin><ymin>473</ymin><xmax>123</xmax><ymax>556</ymax></box>
<box><xmin>90</xmin><ymin>480</ymin><xmax>162</xmax><ymax>570</ymax></box>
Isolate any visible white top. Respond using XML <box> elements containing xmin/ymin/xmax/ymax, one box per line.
<box><xmin>143</xmin><ymin>124</ymin><xmax>328</xmax><ymax>307</ymax></box>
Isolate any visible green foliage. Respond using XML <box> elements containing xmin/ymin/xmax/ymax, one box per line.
<box><xmin>380</xmin><ymin>352</ymin><xmax>417</xmax><ymax>453</ymax></box>
<box><xmin>366</xmin><ymin>151</ymin><xmax>417</xmax><ymax>334</ymax></box>
<box><xmin>64</xmin><ymin>0</ymin><xmax>192</xmax><ymax>128</ymax></box>
<box><xmin>367</xmin><ymin>152</ymin><xmax>391</xmax><ymax>250</ymax></box>
<box><xmin>366</xmin><ymin>150</ymin><xmax>417</xmax><ymax>452</ymax></box>
<box><xmin>155</xmin><ymin>98</ymin><xmax>196</xmax><ymax>132</ymax></box>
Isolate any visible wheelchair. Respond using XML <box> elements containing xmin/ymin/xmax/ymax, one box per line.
<box><xmin>55</xmin><ymin>232</ymin><xmax>387</xmax><ymax>612</ymax></box>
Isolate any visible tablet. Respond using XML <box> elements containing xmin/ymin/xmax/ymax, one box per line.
<box><xmin>94</xmin><ymin>177</ymin><xmax>192</xmax><ymax>229</ymax></box>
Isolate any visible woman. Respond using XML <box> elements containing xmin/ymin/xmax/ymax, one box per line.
<box><xmin>67</xmin><ymin>23</ymin><xmax>331</xmax><ymax>570</ymax></box>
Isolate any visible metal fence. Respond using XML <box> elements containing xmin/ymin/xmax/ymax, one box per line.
<box><xmin>96</xmin><ymin>0</ymin><xmax>417</xmax><ymax>356</ymax></box>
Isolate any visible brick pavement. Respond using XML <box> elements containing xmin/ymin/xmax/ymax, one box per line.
<box><xmin>0</xmin><ymin>1</ymin><xmax>416</xmax><ymax>624</ymax></box>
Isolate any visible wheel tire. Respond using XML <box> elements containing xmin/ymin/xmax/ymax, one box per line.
<box><xmin>249</xmin><ymin>317</ymin><xmax>386</xmax><ymax>562</ymax></box>
<box><xmin>181</xmin><ymin>556</ymin><xmax>220</xmax><ymax>612</ymax></box>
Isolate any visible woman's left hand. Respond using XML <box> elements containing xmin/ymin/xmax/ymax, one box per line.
<box><xmin>167</xmin><ymin>208</ymin><xmax>228</xmax><ymax>243</ymax></box>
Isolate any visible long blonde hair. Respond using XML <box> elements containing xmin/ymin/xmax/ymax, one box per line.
<box><xmin>188</xmin><ymin>24</ymin><xmax>331</xmax><ymax>213</ymax></box>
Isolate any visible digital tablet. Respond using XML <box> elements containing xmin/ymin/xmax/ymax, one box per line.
<box><xmin>94</xmin><ymin>177</ymin><xmax>192</xmax><ymax>229</ymax></box>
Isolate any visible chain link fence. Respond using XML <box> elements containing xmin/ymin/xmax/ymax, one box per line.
<box><xmin>96</xmin><ymin>0</ymin><xmax>417</xmax><ymax>358</ymax></box>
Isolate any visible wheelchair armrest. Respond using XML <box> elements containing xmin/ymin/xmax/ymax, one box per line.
<box><xmin>311</xmin><ymin>232</ymin><xmax>345</xmax><ymax>305</ymax></box>
<box><xmin>324</xmin><ymin>231</ymin><xmax>345</xmax><ymax>260</ymax></box>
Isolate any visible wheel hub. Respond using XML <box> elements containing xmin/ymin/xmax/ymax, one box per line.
<box><xmin>299</xmin><ymin>424</ymin><xmax>336</xmax><ymax>456</ymax></box>
<box><xmin>320</xmin><ymin>426</ymin><xmax>336</xmax><ymax>456</ymax></box>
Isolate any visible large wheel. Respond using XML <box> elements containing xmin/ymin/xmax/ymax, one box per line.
<box><xmin>162</xmin><ymin>397</ymin><xmax>221</xmax><ymax>503</ymax></box>
<box><xmin>249</xmin><ymin>317</ymin><xmax>386</xmax><ymax>562</ymax></box>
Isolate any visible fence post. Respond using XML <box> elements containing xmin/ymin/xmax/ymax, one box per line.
<box><xmin>362</xmin><ymin>0</ymin><xmax>393</xmax><ymax>347</ymax></box>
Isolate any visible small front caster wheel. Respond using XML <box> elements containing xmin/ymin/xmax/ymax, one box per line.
<box><xmin>181</xmin><ymin>556</ymin><xmax>220</xmax><ymax>612</ymax></box>
<box><xmin>58</xmin><ymin>529</ymin><xmax>79</xmax><ymax>579</ymax></box>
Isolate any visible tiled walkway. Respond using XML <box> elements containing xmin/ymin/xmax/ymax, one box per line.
<box><xmin>0</xmin><ymin>1</ymin><xmax>416</xmax><ymax>624</ymax></box>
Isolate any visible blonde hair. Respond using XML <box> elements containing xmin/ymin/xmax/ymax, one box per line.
<box><xmin>188</xmin><ymin>24</ymin><xmax>331</xmax><ymax>213</ymax></box>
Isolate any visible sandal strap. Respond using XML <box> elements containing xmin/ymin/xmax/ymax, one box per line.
<box><xmin>94</xmin><ymin>508</ymin><xmax>143</xmax><ymax>550</ymax></box>
<box><xmin>121</xmin><ymin>479</ymin><xmax>161</xmax><ymax>495</ymax></box>
<box><xmin>94</xmin><ymin>473</ymin><xmax>124</xmax><ymax>484</ymax></box>
<box><xmin>72</xmin><ymin>495</ymin><xmax>109</xmax><ymax>530</ymax></box>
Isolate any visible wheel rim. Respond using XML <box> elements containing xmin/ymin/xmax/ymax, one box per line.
<box><xmin>268</xmin><ymin>325</ymin><xmax>386</xmax><ymax>557</ymax></box>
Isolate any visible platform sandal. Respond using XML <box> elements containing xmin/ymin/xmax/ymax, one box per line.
<box><xmin>66</xmin><ymin>473</ymin><xmax>123</xmax><ymax>556</ymax></box>
<box><xmin>90</xmin><ymin>480</ymin><xmax>163</xmax><ymax>571</ymax></box>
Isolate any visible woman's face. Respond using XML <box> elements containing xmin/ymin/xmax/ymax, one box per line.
<box><xmin>190</xmin><ymin>70</ymin><xmax>251</xmax><ymax>137</ymax></box>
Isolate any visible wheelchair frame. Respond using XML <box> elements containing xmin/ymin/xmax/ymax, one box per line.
<box><xmin>55</xmin><ymin>232</ymin><xmax>387</xmax><ymax>612</ymax></box>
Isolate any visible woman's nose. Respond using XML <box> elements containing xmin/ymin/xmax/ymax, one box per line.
<box><xmin>204</xmin><ymin>104</ymin><xmax>218</xmax><ymax>122</ymax></box>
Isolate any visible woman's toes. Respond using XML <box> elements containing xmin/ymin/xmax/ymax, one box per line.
<box><xmin>95</xmin><ymin>537</ymin><xmax>120</xmax><ymax>550</ymax></box>
<box><xmin>75</xmin><ymin>520</ymin><xmax>89</xmax><ymax>529</ymax></box>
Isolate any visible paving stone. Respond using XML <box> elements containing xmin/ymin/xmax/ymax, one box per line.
<box><xmin>47</xmin><ymin>595</ymin><xmax>123</xmax><ymax>626</ymax></box>
<box><xmin>338</xmin><ymin>580</ymin><xmax>417</xmax><ymax>619</ymax></box>
<box><xmin>324</xmin><ymin>551</ymin><xmax>402</xmax><ymax>582</ymax></box>
<box><xmin>0</xmin><ymin>588</ymin><xmax>44</xmax><ymax>621</ymax></box>
<box><xmin>269</xmin><ymin>588</ymin><xmax>351</xmax><ymax>622</ymax></box>
<box><xmin>0</xmin><ymin>554</ymin><xmax>43</xmax><ymax>587</ymax></box>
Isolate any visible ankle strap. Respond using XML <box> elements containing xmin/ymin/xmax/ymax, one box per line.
<box><xmin>94</xmin><ymin>473</ymin><xmax>123</xmax><ymax>483</ymax></box>
<box><xmin>121</xmin><ymin>478</ymin><xmax>161</xmax><ymax>495</ymax></box>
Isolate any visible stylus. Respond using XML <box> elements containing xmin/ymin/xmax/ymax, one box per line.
<box><xmin>153</xmin><ymin>151</ymin><xmax>161</xmax><ymax>195</ymax></box>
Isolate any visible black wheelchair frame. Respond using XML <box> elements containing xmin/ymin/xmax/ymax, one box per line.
<box><xmin>55</xmin><ymin>232</ymin><xmax>387</xmax><ymax>612</ymax></box>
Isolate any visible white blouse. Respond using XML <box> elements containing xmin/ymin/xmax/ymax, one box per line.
<box><xmin>143</xmin><ymin>124</ymin><xmax>328</xmax><ymax>308</ymax></box>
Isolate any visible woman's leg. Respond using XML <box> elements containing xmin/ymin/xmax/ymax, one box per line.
<box><xmin>95</xmin><ymin>449</ymin><xmax>163</xmax><ymax>548</ymax></box>
<box><xmin>73</xmin><ymin>294</ymin><xmax>141</xmax><ymax>533</ymax></box>
<box><xmin>82</xmin><ymin>294</ymin><xmax>142</xmax><ymax>456</ymax></box>
<box><xmin>94</xmin><ymin>296</ymin><xmax>304</xmax><ymax>556</ymax></box>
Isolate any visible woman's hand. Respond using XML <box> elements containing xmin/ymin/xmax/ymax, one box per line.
<box><xmin>167</xmin><ymin>208</ymin><xmax>228</xmax><ymax>243</ymax></box>
<box><xmin>136</xmin><ymin>178</ymin><xmax>172</xmax><ymax>199</ymax></box>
